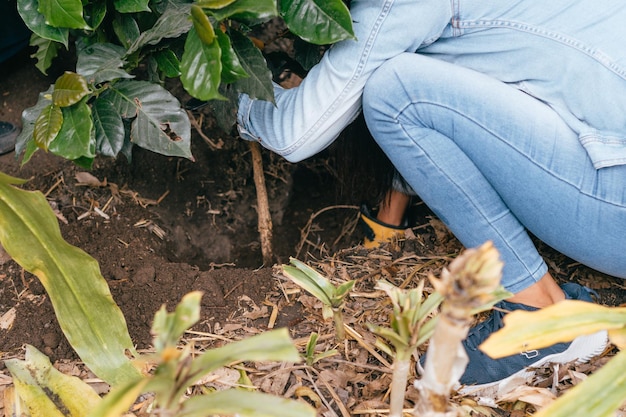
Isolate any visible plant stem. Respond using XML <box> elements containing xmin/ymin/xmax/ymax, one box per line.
<box><xmin>389</xmin><ymin>355</ymin><xmax>411</xmax><ymax>417</ymax></box>
<box><xmin>249</xmin><ymin>142</ymin><xmax>273</xmax><ymax>265</ymax></box>
<box><xmin>333</xmin><ymin>309</ymin><xmax>345</xmax><ymax>342</ymax></box>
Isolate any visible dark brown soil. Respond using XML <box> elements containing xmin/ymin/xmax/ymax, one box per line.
<box><xmin>2</xmin><ymin>45</ymin><xmax>625</xmax><ymax>417</ymax></box>
<box><xmin>0</xmin><ymin>47</ymin><xmax>368</xmax><ymax>364</ymax></box>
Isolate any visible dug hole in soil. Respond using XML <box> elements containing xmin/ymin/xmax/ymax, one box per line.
<box><xmin>0</xmin><ymin>47</ymin><xmax>368</xmax><ymax>362</ymax></box>
<box><xmin>1</xmin><ymin>43</ymin><xmax>626</xmax><ymax>416</ymax></box>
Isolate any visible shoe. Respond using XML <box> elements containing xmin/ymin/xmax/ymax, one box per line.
<box><xmin>358</xmin><ymin>203</ymin><xmax>406</xmax><ymax>248</ymax></box>
<box><xmin>0</xmin><ymin>121</ymin><xmax>19</xmax><ymax>155</ymax></box>
<box><xmin>458</xmin><ymin>283</ymin><xmax>608</xmax><ymax>394</ymax></box>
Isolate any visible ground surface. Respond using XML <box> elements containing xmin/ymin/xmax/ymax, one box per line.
<box><xmin>1</xmin><ymin>48</ymin><xmax>625</xmax><ymax>416</ymax></box>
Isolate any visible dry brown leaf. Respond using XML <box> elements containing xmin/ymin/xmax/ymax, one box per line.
<box><xmin>496</xmin><ymin>385</ymin><xmax>556</xmax><ymax>409</ymax></box>
<box><xmin>75</xmin><ymin>172</ymin><xmax>106</xmax><ymax>187</ymax></box>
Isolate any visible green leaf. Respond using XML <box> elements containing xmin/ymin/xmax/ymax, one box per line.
<box><xmin>83</xmin><ymin>1</ymin><xmax>107</xmax><ymax>30</ymax></box>
<box><xmin>231</xmin><ymin>30</ymin><xmax>274</xmax><ymax>102</ymax></box>
<box><xmin>88</xmin><ymin>377</ymin><xmax>149</xmax><ymax>417</ymax></box>
<box><xmin>104</xmin><ymin>80</ymin><xmax>192</xmax><ymax>159</ymax></box>
<box><xmin>126</xmin><ymin>2</ymin><xmax>192</xmax><ymax>55</ymax></box>
<box><xmin>112</xmin><ymin>13</ymin><xmax>140</xmax><ymax>49</ymax></box>
<box><xmin>5</xmin><ymin>345</ymin><xmax>102</xmax><ymax>417</ymax></box>
<box><xmin>92</xmin><ymin>97</ymin><xmax>125</xmax><ymax>157</ymax></box>
<box><xmin>34</xmin><ymin>103</ymin><xmax>63</xmax><ymax>150</ymax></box>
<box><xmin>38</xmin><ymin>0</ymin><xmax>90</xmax><ymax>29</ymax></box>
<box><xmin>480</xmin><ymin>300</ymin><xmax>626</xmax><ymax>358</ymax></box>
<box><xmin>154</xmin><ymin>49</ymin><xmax>181</xmax><ymax>78</ymax></box>
<box><xmin>191</xmin><ymin>4</ymin><xmax>216</xmax><ymax>45</ymax></box>
<box><xmin>48</xmin><ymin>101</ymin><xmax>96</xmax><ymax>160</ymax></box>
<box><xmin>534</xmin><ymin>349</ymin><xmax>626</xmax><ymax>417</ymax></box>
<box><xmin>18</xmin><ymin>0</ymin><xmax>69</xmax><ymax>47</ymax></box>
<box><xmin>179</xmin><ymin>389</ymin><xmax>316</xmax><ymax>417</ymax></box>
<box><xmin>152</xmin><ymin>291</ymin><xmax>202</xmax><ymax>351</ymax></box>
<box><xmin>216</xmin><ymin>28</ymin><xmax>248</xmax><ymax>84</ymax></box>
<box><xmin>281</xmin><ymin>0</ymin><xmax>355</xmax><ymax>45</ymax></box>
<box><xmin>17</xmin><ymin>86</ymin><xmax>53</xmax><ymax>158</ymax></box>
<box><xmin>180</xmin><ymin>27</ymin><xmax>225</xmax><ymax>101</ymax></box>
<box><xmin>190</xmin><ymin>328</ymin><xmax>301</xmax><ymax>376</ymax></box>
<box><xmin>52</xmin><ymin>72</ymin><xmax>91</xmax><ymax>107</ymax></box>
<box><xmin>114</xmin><ymin>0</ymin><xmax>150</xmax><ymax>13</ymax></box>
<box><xmin>0</xmin><ymin>174</ymin><xmax>142</xmax><ymax>386</ymax></box>
<box><xmin>77</xmin><ymin>43</ymin><xmax>133</xmax><ymax>85</ymax></box>
<box><xmin>199</xmin><ymin>0</ymin><xmax>277</xmax><ymax>24</ymax></box>
<box><xmin>196</xmin><ymin>0</ymin><xmax>237</xmax><ymax>9</ymax></box>
<box><xmin>30</xmin><ymin>33</ymin><xmax>61</xmax><ymax>75</ymax></box>
<box><xmin>282</xmin><ymin>265</ymin><xmax>333</xmax><ymax>306</ymax></box>
<box><xmin>290</xmin><ymin>258</ymin><xmax>339</xmax><ymax>300</ymax></box>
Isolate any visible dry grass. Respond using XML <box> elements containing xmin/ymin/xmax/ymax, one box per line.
<box><xmin>1</xmin><ymin>217</ymin><xmax>624</xmax><ymax>416</ymax></box>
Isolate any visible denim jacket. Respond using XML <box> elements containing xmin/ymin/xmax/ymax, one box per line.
<box><xmin>237</xmin><ymin>0</ymin><xmax>626</xmax><ymax>169</ymax></box>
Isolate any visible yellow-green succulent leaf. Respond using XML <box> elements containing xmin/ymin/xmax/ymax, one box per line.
<box><xmin>152</xmin><ymin>291</ymin><xmax>202</xmax><ymax>351</ymax></box>
<box><xmin>6</xmin><ymin>345</ymin><xmax>102</xmax><ymax>417</ymax></box>
<box><xmin>416</xmin><ymin>316</ymin><xmax>438</xmax><ymax>347</ymax></box>
<box><xmin>334</xmin><ymin>279</ymin><xmax>356</xmax><ymax>299</ymax></box>
<box><xmin>608</xmin><ymin>327</ymin><xmax>626</xmax><ymax>350</ymax></box>
<box><xmin>480</xmin><ymin>300</ymin><xmax>626</xmax><ymax>358</ymax></box>
<box><xmin>179</xmin><ymin>389</ymin><xmax>316</xmax><ymax>417</ymax></box>
<box><xmin>283</xmin><ymin>260</ymin><xmax>333</xmax><ymax>305</ymax></box>
<box><xmin>0</xmin><ymin>176</ymin><xmax>141</xmax><ymax>386</ymax></box>
<box><xmin>88</xmin><ymin>377</ymin><xmax>149</xmax><ymax>417</ymax></box>
<box><xmin>534</xmin><ymin>349</ymin><xmax>626</xmax><ymax>417</ymax></box>
<box><xmin>190</xmin><ymin>328</ymin><xmax>301</xmax><ymax>376</ymax></box>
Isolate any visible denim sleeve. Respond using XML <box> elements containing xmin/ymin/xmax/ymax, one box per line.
<box><xmin>236</xmin><ymin>0</ymin><xmax>451</xmax><ymax>163</ymax></box>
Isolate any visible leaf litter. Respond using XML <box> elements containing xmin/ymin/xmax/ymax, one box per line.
<box><xmin>1</xmin><ymin>149</ymin><xmax>625</xmax><ymax>416</ymax></box>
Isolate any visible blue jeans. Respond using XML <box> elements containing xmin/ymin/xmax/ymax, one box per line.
<box><xmin>363</xmin><ymin>54</ymin><xmax>626</xmax><ymax>293</ymax></box>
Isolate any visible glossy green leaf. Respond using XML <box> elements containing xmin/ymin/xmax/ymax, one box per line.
<box><xmin>114</xmin><ymin>0</ymin><xmax>150</xmax><ymax>13</ymax></box>
<box><xmin>30</xmin><ymin>33</ymin><xmax>61</xmax><ymax>75</ymax></box>
<box><xmin>0</xmin><ymin>173</ymin><xmax>142</xmax><ymax>387</ymax></box>
<box><xmin>231</xmin><ymin>30</ymin><xmax>274</xmax><ymax>102</ymax></box>
<box><xmin>33</xmin><ymin>103</ymin><xmax>63</xmax><ymax>150</ymax></box>
<box><xmin>83</xmin><ymin>1</ymin><xmax>107</xmax><ymax>30</ymax></box>
<box><xmin>126</xmin><ymin>2</ymin><xmax>192</xmax><ymax>55</ymax></box>
<box><xmin>71</xmin><ymin>156</ymin><xmax>95</xmax><ymax>169</ymax></box>
<box><xmin>481</xmin><ymin>300</ymin><xmax>626</xmax><ymax>358</ymax></box>
<box><xmin>196</xmin><ymin>0</ymin><xmax>237</xmax><ymax>9</ymax></box>
<box><xmin>179</xmin><ymin>389</ymin><xmax>316</xmax><ymax>417</ymax></box>
<box><xmin>191</xmin><ymin>4</ymin><xmax>216</xmax><ymax>44</ymax></box>
<box><xmin>5</xmin><ymin>345</ymin><xmax>102</xmax><ymax>417</ymax></box>
<box><xmin>181</xmin><ymin>27</ymin><xmax>225</xmax><ymax>101</ymax></box>
<box><xmin>103</xmin><ymin>80</ymin><xmax>192</xmax><ymax>159</ymax></box>
<box><xmin>534</xmin><ymin>349</ymin><xmax>626</xmax><ymax>417</ymax></box>
<box><xmin>216</xmin><ymin>28</ymin><xmax>248</xmax><ymax>84</ymax></box>
<box><xmin>112</xmin><ymin>13</ymin><xmax>140</xmax><ymax>49</ymax></box>
<box><xmin>38</xmin><ymin>0</ymin><xmax>89</xmax><ymax>29</ymax></box>
<box><xmin>77</xmin><ymin>43</ymin><xmax>133</xmax><ymax>85</ymax></box>
<box><xmin>281</xmin><ymin>0</ymin><xmax>355</xmax><ymax>45</ymax></box>
<box><xmin>48</xmin><ymin>101</ymin><xmax>96</xmax><ymax>160</ymax></box>
<box><xmin>18</xmin><ymin>0</ymin><xmax>69</xmax><ymax>47</ymax></box>
<box><xmin>16</xmin><ymin>86</ymin><xmax>53</xmax><ymax>159</ymax></box>
<box><xmin>154</xmin><ymin>49</ymin><xmax>181</xmax><ymax>78</ymax></box>
<box><xmin>199</xmin><ymin>0</ymin><xmax>277</xmax><ymax>23</ymax></box>
<box><xmin>52</xmin><ymin>72</ymin><xmax>91</xmax><ymax>107</ymax></box>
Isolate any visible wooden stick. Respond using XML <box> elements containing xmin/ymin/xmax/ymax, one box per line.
<box><xmin>249</xmin><ymin>142</ymin><xmax>274</xmax><ymax>265</ymax></box>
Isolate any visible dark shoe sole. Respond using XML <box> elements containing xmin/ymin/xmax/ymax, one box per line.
<box><xmin>0</xmin><ymin>122</ymin><xmax>19</xmax><ymax>155</ymax></box>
